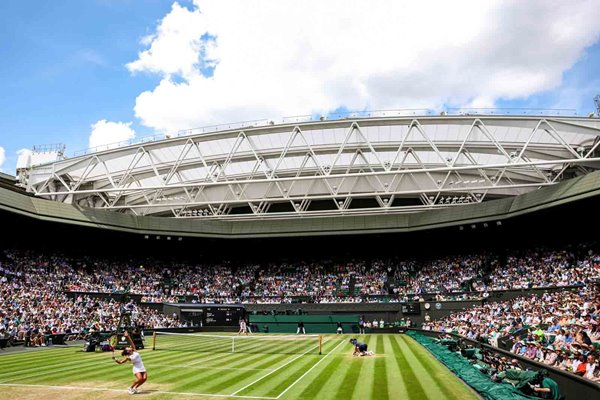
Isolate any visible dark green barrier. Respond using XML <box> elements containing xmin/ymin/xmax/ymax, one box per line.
<box><xmin>411</xmin><ymin>330</ymin><xmax>600</xmax><ymax>400</ymax></box>
<box><xmin>407</xmin><ymin>331</ymin><xmax>535</xmax><ymax>400</ymax></box>
<box><xmin>249</xmin><ymin>314</ymin><xmax>359</xmax><ymax>333</ymax></box>
<box><xmin>250</xmin><ymin>314</ymin><xmax>358</xmax><ymax>323</ymax></box>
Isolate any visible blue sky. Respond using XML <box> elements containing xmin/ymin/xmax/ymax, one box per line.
<box><xmin>0</xmin><ymin>0</ymin><xmax>174</xmax><ymax>171</ymax></box>
<box><xmin>0</xmin><ymin>0</ymin><xmax>599</xmax><ymax>174</ymax></box>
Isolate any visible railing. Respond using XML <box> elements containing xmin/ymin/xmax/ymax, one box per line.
<box><xmin>32</xmin><ymin>143</ymin><xmax>66</xmax><ymax>154</ymax></box>
<box><xmin>63</xmin><ymin>284</ymin><xmax>583</xmax><ymax>305</ymax></box>
<box><xmin>70</xmin><ymin>107</ymin><xmax>584</xmax><ymax>157</ymax></box>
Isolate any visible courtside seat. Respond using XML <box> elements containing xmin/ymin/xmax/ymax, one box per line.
<box><xmin>44</xmin><ymin>333</ymin><xmax>66</xmax><ymax>345</ymax></box>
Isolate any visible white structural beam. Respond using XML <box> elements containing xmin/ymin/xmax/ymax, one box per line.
<box><xmin>20</xmin><ymin>115</ymin><xmax>600</xmax><ymax>219</ymax></box>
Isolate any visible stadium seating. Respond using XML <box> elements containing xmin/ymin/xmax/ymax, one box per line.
<box><xmin>1</xmin><ymin>243</ymin><xmax>598</xmax><ymax>383</ymax></box>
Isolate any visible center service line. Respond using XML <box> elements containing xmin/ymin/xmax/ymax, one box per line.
<box><xmin>275</xmin><ymin>339</ymin><xmax>346</xmax><ymax>399</ymax></box>
<box><xmin>231</xmin><ymin>341</ymin><xmax>325</xmax><ymax>396</ymax></box>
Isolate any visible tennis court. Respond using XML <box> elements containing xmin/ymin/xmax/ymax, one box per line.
<box><xmin>0</xmin><ymin>333</ymin><xmax>478</xmax><ymax>400</ymax></box>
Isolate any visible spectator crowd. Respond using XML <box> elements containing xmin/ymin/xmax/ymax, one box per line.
<box><xmin>1</xmin><ymin>241</ymin><xmax>599</xmax><ymax>383</ymax></box>
<box><xmin>1</xmin><ymin>243</ymin><xmax>599</xmax><ymax>305</ymax></box>
<box><xmin>0</xmin><ymin>254</ymin><xmax>183</xmax><ymax>345</ymax></box>
<box><xmin>422</xmin><ymin>288</ymin><xmax>600</xmax><ymax>382</ymax></box>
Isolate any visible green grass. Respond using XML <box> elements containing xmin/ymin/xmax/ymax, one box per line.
<box><xmin>0</xmin><ymin>334</ymin><xmax>479</xmax><ymax>400</ymax></box>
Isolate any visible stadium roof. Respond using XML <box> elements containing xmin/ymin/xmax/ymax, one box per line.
<box><xmin>18</xmin><ymin>114</ymin><xmax>600</xmax><ymax>220</ymax></box>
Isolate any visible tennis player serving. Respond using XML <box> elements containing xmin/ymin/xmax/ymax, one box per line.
<box><xmin>113</xmin><ymin>331</ymin><xmax>147</xmax><ymax>394</ymax></box>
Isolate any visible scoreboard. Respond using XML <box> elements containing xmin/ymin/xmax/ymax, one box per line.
<box><xmin>401</xmin><ymin>302</ymin><xmax>420</xmax><ymax>315</ymax></box>
<box><xmin>177</xmin><ymin>305</ymin><xmax>245</xmax><ymax>327</ymax></box>
<box><xmin>204</xmin><ymin>306</ymin><xmax>244</xmax><ymax>326</ymax></box>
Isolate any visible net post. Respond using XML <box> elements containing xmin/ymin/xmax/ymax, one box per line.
<box><xmin>319</xmin><ymin>335</ymin><xmax>323</xmax><ymax>355</ymax></box>
<box><xmin>152</xmin><ymin>331</ymin><xmax>156</xmax><ymax>351</ymax></box>
<box><xmin>232</xmin><ymin>337</ymin><xmax>235</xmax><ymax>353</ymax></box>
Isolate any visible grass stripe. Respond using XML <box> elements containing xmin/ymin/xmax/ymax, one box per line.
<box><xmin>351</xmin><ymin>335</ymin><xmax>377</xmax><ymax>400</ymax></box>
<box><xmin>404</xmin><ymin>336</ymin><xmax>477</xmax><ymax>400</ymax></box>
<box><xmin>396</xmin><ymin>336</ymin><xmax>451</xmax><ymax>399</ymax></box>
<box><xmin>389</xmin><ymin>335</ymin><xmax>428</xmax><ymax>400</ymax></box>
<box><xmin>382</xmin><ymin>335</ymin><xmax>408</xmax><ymax>399</ymax></box>
<box><xmin>173</xmin><ymin>353</ymin><xmax>292</xmax><ymax>393</ymax></box>
<box><xmin>0</xmin><ymin>333</ymin><xmax>481</xmax><ymax>400</ymax></box>
<box><xmin>275</xmin><ymin>339</ymin><xmax>346</xmax><ymax>400</ymax></box>
<box><xmin>372</xmin><ymin>335</ymin><xmax>389</xmax><ymax>400</ymax></box>
<box><xmin>296</xmin><ymin>348</ymin><xmax>345</xmax><ymax>398</ymax></box>
<box><xmin>336</xmin><ymin>338</ymin><xmax>367</xmax><ymax>399</ymax></box>
<box><xmin>228</xmin><ymin>343</ymin><xmax>320</xmax><ymax>395</ymax></box>
<box><xmin>261</xmin><ymin>356</ymin><xmax>323</xmax><ymax>396</ymax></box>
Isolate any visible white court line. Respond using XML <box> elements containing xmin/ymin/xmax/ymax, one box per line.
<box><xmin>230</xmin><ymin>343</ymin><xmax>323</xmax><ymax>396</ymax></box>
<box><xmin>0</xmin><ymin>383</ymin><xmax>277</xmax><ymax>399</ymax></box>
<box><xmin>275</xmin><ymin>339</ymin><xmax>346</xmax><ymax>399</ymax></box>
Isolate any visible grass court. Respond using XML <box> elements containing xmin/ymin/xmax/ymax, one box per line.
<box><xmin>0</xmin><ymin>333</ymin><xmax>478</xmax><ymax>400</ymax></box>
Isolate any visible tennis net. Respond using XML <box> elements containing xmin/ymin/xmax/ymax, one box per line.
<box><xmin>152</xmin><ymin>332</ymin><xmax>323</xmax><ymax>355</ymax></box>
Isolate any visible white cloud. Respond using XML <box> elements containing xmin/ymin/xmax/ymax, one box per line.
<box><xmin>128</xmin><ymin>0</ymin><xmax>600</xmax><ymax>133</ymax></box>
<box><xmin>0</xmin><ymin>146</ymin><xmax>5</xmax><ymax>170</ymax></box>
<box><xmin>89</xmin><ymin>120</ymin><xmax>136</xmax><ymax>149</ymax></box>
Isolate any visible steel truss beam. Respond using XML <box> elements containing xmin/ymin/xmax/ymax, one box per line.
<box><xmin>21</xmin><ymin>115</ymin><xmax>600</xmax><ymax>219</ymax></box>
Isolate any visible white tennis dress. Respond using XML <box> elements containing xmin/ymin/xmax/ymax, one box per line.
<box><xmin>129</xmin><ymin>351</ymin><xmax>146</xmax><ymax>374</ymax></box>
